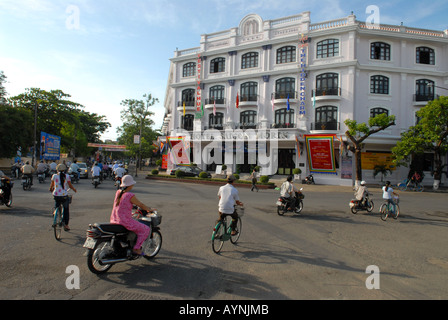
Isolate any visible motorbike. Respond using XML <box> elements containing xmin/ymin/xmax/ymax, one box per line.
<box><xmin>114</xmin><ymin>176</ymin><xmax>122</xmax><ymax>190</ymax></box>
<box><xmin>349</xmin><ymin>193</ymin><xmax>374</xmax><ymax>214</ymax></box>
<box><xmin>277</xmin><ymin>189</ymin><xmax>304</xmax><ymax>215</ymax></box>
<box><xmin>21</xmin><ymin>175</ymin><xmax>32</xmax><ymax>190</ymax></box>
<box><xmin>68</xmin><ymin>169</ymin><xmax>80</xmax><ymax>184</ymax></box>
<box><xmin>305</xmin><ymin>174</ymin><xmax>315</xmax><ymax>185</ymax></box>
<box><xmin>92</xmin><ymin>176</ymin><xmax>101</xmax><ymax>188</ymax></box>
<box><xmin>0</xmin><ymin>178</ymin><xmax>13</xmax><ymax>207</ymax></box>
<box><xmin>37</xmin><ymin>172</ymin><xmax>46</xmax><ymax>183</ymax></box>
<box><xmin>83</xmin><ymin>207</ymin><xmax>163</xmax><ymax>274</ymax></box>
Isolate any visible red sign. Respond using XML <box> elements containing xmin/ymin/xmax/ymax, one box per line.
<box><xmin>305</xmin><ymin>134</ymin><xmax>337</xmax><ymax>174</ymax></box>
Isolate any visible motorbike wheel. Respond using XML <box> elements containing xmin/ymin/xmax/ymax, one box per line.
<box><xmin>277</xmin><ymin>205</ymin><xmax>286</xmax><ymax>216</ymax></box>
<box><xmin>87</xmin><ymin>240</ymin><xmax>114</xmax><ymax>274</ymax></box>
<box><xmin>142</xmin><ymin>230</ymin><xmax>162</xmax><ymax>260</ymax></box>
<box><xmin>295</xmin><ymin>201</ymin><xmax>303</xmax><ymax>214</ymax></box>
<box><xmin>351</xmin><ymin>206</ymin><xmax>358</xmax><ymax>214</ymax></box>
<box><xmin>367</xmin><ymin>201</ymin><xmax>374</xmax><ymax>213</ymax></box>
<box><xmin>5</xmin><ymin>194</ymin><xmax>12</xmax><ymax>207</ymax></box>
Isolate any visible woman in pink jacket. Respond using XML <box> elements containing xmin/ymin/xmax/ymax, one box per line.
<box><xmin>110</xmin><ymin>175</ymin><xmax>154</xmax><ymax>255</ymax></box>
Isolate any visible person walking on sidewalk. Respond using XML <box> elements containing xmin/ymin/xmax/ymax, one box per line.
<box><xmin>250</xmin><ymin>168</ymin><xmax>259</xmax><ymax>192</ymax></box>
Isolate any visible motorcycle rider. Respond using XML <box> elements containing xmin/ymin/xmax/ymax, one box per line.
<box><xmin>355</xmin><ymin>181</ymin><xmax>369</xmax><ymax>206</ymax></box>
<box><xmin>69</xmin><ymin>160</ymin><xmax>80</xmax><ymax>180</ymax></box>
<box><xmin>91</xmin><ymin>162</ymin><xmax>101</xmax><ymax>183</ymax></box>
<box><xmin>21</xmin><ymin>161</ymin><xmax>35</xmax><ymax>186</ymax></box>
<box><xmin>217</xmin><ymin>174</ymin><xmax>244</xmax><ymax>236</ymax></box>
<box><xmin>280</xmin><ymin>175</ymin><xmax>296</xmax><ymax>211</ymax></box>
<box><xmin>49</xmin><ymin>164</ymin><xmax>77</xmax><ymax>231</ymax></box>
<box><xmin>0</xmin><ymin>170</ymin><xmax>12</xmax><ymax>203</ymax></box>
<box><xmin>110</xmin><ymin>175</ymin><xmax>154</xmax><ymax>255</ymax></box>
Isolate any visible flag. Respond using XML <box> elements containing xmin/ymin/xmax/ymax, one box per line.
<box><xmin>271</xmin><ymin>94</ymin><xmax>275</xmax><ymax>112</ymax></box>
<box><xmin>213</xmin><ymin>98</ymin><xmax>216</xmax><ymax>115</ymax></box>
<box><xmin>183</xmin><ymin>101</ymin><xmax>186</xmax><ymax>116</ymax></box>
<box><xmin>287</xmin><ymin>94</ymin><xmax>290</xmax><ymax>111</ymax></box>
<box><xmin>236</xmin><ymin>92</ymin><xmax>239</xmax><ymax>109</ymax></box>
<box><xmin>295</xmin><ymin>135</ymin><xmax>300</xmax><ymax>159</ymax></box>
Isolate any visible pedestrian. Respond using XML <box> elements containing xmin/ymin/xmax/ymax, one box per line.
<box><xmin>250</xmin><ymin>168</ymin><xmax>258</xmax><ymax>192</ymax></box>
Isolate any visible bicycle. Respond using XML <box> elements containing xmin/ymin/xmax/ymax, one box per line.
<box><xmin>52</xmin><ymin>194</ymin><xmax>72</xmax><ymax>240</ymax></box>
<box><xmin>211</xmin><ymin>206</ymin><xmax>244</xmax><ymax>254</ymax></box>
<box><xmin>380</xmin><ymin>196</ymin><xmax>400</xmax><ymax>221</ymax></box>
<box><xmin>398</xmin><ymin>178</ymin><xmax>424</xmax><ymax>192</ymax></box>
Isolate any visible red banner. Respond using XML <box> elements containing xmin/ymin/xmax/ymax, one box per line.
<box><xmin>305</xmin><ymin>134</ymin><xmax>337</xmax><ymax>174</ymax></box>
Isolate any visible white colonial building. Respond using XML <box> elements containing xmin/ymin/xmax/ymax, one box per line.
<box><xmin>161</xmin><ymin>11</ymin><xmax>448</xmax><ymax>186</ymax></box>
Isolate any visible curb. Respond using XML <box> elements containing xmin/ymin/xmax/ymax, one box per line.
<box><xmin>145</xmin><ymin>175</ymin><xmax>276</xmax><ymax>189</ymax></box>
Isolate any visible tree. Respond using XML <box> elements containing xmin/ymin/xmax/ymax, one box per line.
<box><xmin>0</xmin><ymin>71</ymin><xmax>7</xmax><ymax>103</ymax></box>
<box><xmin>344</xmin><ymin>113</ymin><xmax>396</xmax><ymax>184</ymax></box>
<box><xmin>0</xmin><ymin>104</ymin><xmax>33</xmax><ymax>158</ymax></box>
<box><xmin>117</xmin><ymin>93</ymin><xmax>160</xmax><ymax>168</ymax></box>
<box><xmin>392</xmin><ymin>96</ymin><xmax>448</xmax><ymax>187</ymax></box>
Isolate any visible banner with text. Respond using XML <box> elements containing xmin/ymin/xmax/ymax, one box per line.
<box><xmin>305</xmin><ymin>134</ymin><xmax>337</xmax><ymax>174</ymax></box>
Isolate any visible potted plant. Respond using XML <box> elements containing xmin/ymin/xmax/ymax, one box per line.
<box><xmin>293</xmin><ymin>168</ymin><xmax>302</xmax><ymax>181</ymax></box>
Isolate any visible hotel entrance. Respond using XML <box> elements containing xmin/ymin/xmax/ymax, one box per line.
<box><xmin>277</xmin><ymin>149</ymin><xmax>295</xmax><ymax>175</ymax></box>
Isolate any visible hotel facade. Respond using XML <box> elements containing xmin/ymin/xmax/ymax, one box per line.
<box><xmin>161</xmin><ymin>12</ymin><xmax>448</xmax><ymax>186</ymax></box>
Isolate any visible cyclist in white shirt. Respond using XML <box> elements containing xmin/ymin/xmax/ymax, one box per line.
<box><xmin>217</xmin><ymin>175</ymin><xmax>244</xmax><ymax>235</ymax></box>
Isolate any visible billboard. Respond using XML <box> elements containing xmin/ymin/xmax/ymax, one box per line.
<box><xmin>305</xmin><ymin>134</ymin><xmax>337</xmax><ymax>174</ymax></box>
<box><xmin>40</xmin><ymin>132</ymin><xmax>61</xmax><ymax>160</ymax></box>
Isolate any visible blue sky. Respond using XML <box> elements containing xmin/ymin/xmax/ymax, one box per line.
<box><xmin>1</xmin><ymin>0</ymin><xmax>447</xmax><ymax>141</ymax></box>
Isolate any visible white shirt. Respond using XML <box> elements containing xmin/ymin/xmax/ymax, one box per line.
<box><xmin>114</xmin><ymin>167</ymin><xmax>126</xmax><ymax>177</ymax></box>
<box><xmin>382</xmin><ymin>186</ymin><xmax>394</xmax><ymax>199</ymax></box>
<box><xmin>217</xmin><ymin>183</ymin><xmax>240</xmax><ymax>214</ymax></box>
<box><xmin>91</xmin><ymin>166</ymin><xmax>101</xmax><ymax>177</ymax></box>
<box><xmin>51</xmin><ymin>173</ymin><xmax>71</xmax><ymax>197</ymax></box>
<box><xmin>280</xmin><ymin>181</ymin><xmax>293</xmax><ymax>198</ymax></box>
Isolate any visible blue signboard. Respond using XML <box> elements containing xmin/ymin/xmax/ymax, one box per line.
<box><xmin>40</xmin><ymin>132</ymin><xmax>61</xmax><ymax>160</ymax></box>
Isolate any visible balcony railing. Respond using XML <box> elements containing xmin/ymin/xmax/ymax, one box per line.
<box><xmin>414</xmin><ymin>93</ymin><xmax>439</xmax><ymax>102</ymax></box>
<box><xmin>178</xmin><ymin>100</ymin><xmax>195</xmax><ymax>107</ymax></box>
<box><xmin>312</xmin><ymin>87</ymin><xmax>341</xmax><ymax>97</ymax></box>
<box><xmin>271</xmin><ymin>123</ymin><xmax>296</xmax><ymax>128</ymax></box>
<box><xmin>239</xmin><ymin>94</ymin><xmax>258</xmax><ymax>102</ymax></box>
<box><xmin>205</xmin><ymin>98</ymin><xmax>226</xmax><ymax>105</ymax></box>
<box><xmin>311</xmin><ymin>121</ymin><xmax>340</xmax><ymax>131</ymax></box>
<box><xmin>271</xmin><ymin>92</ymin><xmax>298</xmax><ymax>100</ymax></box>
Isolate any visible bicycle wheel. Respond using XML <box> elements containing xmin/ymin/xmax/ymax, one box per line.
<box><xmin>53</xmin><ymin>206</ymin><xmax>63</xmax><ymax>240</ymax></box>
<box><xmin>380</xmin><ymin>204</ymin><xmax>389</xmax><ymax>221</ymax></box>
<box><xmin>393</xmin><ymin>205</ymin><xmax>400</xmax><ymax>219</ymax></box>
<box><xmin>416</xmin><ymin>184</ymin><xmax>424</xmax><ymax>192</ymax></box>
<box><xmin>212</xmin><ymin>220</ymin><xmax>225</xmax><ymax>253</ymax></box>
<box><xmin>230</xmin><ymin>217</ymin><xmax>242</xmax><ymax>244</ymax></box>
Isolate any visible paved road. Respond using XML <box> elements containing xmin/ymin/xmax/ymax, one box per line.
<box><xmin>1</xmin><ymin>174</ymin><xmax>448</xmax><ymax>300</ymax></box>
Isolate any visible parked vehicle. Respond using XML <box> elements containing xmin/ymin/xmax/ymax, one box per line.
<box><xmin>170</xmin><ymin>166</ymin><xmax>211</xmax><ymax>178</ymax></box>
<box><xmin>276</xmin><ymin>189</ymin><xmax>304</xmax><ymax>215</ymax></box>
<box><xmin>83</xmin><ymin>207</ymin><xmax>162</xmax><ymax>274</ymax></box>
<box><xmin>305</xmin><ymin>174</ymin><xmax>315</xmax><ymax>185</ymax></box>
<box><xmin>349</xmin><ymin>193</ymin><xmax>374</xmax><ymax>214</ymax></box>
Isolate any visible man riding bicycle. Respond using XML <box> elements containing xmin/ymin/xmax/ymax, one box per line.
<box><xmin>217</xmin><ymin>175</ymin><xmax>244</xmax><ymax>236</ymax></box>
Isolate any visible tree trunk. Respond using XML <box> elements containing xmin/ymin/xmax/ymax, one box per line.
<box><xmin>355</xmin><ymin>148</ymin><xmax>362</xmax><ymax>186</ymax></box>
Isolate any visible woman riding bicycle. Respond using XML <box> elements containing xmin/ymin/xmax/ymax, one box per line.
<box><xmin>382</xmin><ymin>181</ymin><xmax>398</xmax><ymax>215</ymax></box>
<box><xmin>49</xmin><ymin>164</ymin><xmax>77</xmax><ymax>231</ymax></box>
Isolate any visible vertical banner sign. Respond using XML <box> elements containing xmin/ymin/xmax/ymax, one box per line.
<box><xmin>304</xmin><ymin>134</ymin><xmax>337</xmax><ymax>174</ymax></box>
<box><xmin>167</xmin><ymin>136</ymin><xmax>191</xmax><ymax>166</ymax></box>
<box><xmin>195</xmin><ymin>53</ymin><xmax>204</xmax><ymax>118</ymax></box>
<box><xmin>40</xmin><ymin>132</ymin><xmax>61</xmax><ymax>160</ymax></box>
<box><xmin>298</xmin><ymin>34</ymin><xmax>309</xmax><ymax>116</ymax></box>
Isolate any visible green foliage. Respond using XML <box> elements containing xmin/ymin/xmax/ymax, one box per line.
<box><xmin>293</xmin><ymin>168</ymin><xmax>302</xmax><ymax>174</ymax></box>
<box><xmin>259</xmin><ymin>175</ymin><xmax>269</xmax><ymax>183</ymax></box>
<box><xmin>175</xmin><ymin>169</ymin><xmax>185</xmax><ymax>178</ymax></box>
<box><xmin>233</xmin><ymin>173</ymin><xmax>239</xmax><ymax>180</ymax></box>
<box><xmin>0</xmin><ymin>104</ymin><xmax>33</xmax><ymax>157</ymax></box>
<box><xmin>151</xmin><ymin>169</ymin><xmax>159</xmax><ymax>175</ymax></box>
<box><xmin>199</xmin><ymin>171</ymin><xmax>209</xmax><ymax>178</ymax></box>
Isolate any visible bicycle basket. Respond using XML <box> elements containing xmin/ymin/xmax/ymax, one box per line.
<box><xmin>235</xmin><ymin>206</ymin><xmax>245</xmax><ymax>217</ymax></box>
<box><xmin>149</xmin><ymin>213</ymin><xmax>162</xmax><ymax>226</ymax></box>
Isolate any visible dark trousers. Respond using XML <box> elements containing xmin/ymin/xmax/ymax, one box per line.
<box><xmin>54</xmin><ymin>196</ymin><xmax>70</xmax><ymax>225</ymax></box>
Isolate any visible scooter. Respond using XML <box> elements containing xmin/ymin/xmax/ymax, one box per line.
<box><xmin>21</xmin><ymin>175</ymin><xmax>32</xmax><ymax>190</ymax></box>
<box><xmin>83</xmin><ymin>207</ymin><xmax>162</xmax><ymax>274</ymax></box>
<box><xmin>92</xmin><ymin>176</ymin><xmax>101</xmax><ymax>188</ymax></box>
<box><xmin>276</xmin><ymin>189</ymin><xmax>304</xmax><ymax>215</ymax></box>
<box><xmin>68</xmin><ymin>169</ymin><xmax>80</xmax><ymax>184</ymax></box>
<box><xmin>305</xmin><ymin>174</ymin><xmax>315</xmax><ymax>185</ymax></box>
<box><xmin>349</xmin><ymin>193</ymin><xmax>374</xmax><ymax>214</ymax></box>
<box><xmin>0</xmin><ymin>178</ymin><xmax>13</xmax><ymax>207</ymax></box>
<box><xmin>38</xmin><ymin>172</ymin><xmax>46</xmax><ymax>183</ymax></box>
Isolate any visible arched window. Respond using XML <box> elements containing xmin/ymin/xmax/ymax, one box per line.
<box><xmin>275</xmin><ymin>78</ymin><xmax>295</xmax><ymax>99</ymax></box>
<box><xmin>210</xmin><ymin>57</ymin><xmax>225</xmax><ymax>73</ymax></box>
<box><xmin>209</xmin><ymin>85</ymin><xmax>225</xmax><ymax>104</ymax></box>
<box><xmin>416</xmin><ymin>47</ymin><xmax>435</xmax><ymax>65</ymax></box>
<box><xmin>315</xmin><ymin>73</ymin><xmax>339</xmax><ymax>96</ymax></box>
<box><xmin>370</xmin><ymin>75</ymin><xmax>389</xmax><ymax>94</ymax></box>
<box><xmin>276</xmin><ymin>46</ymin><xmax>296</xmax><ymax>64</ymax></box>
<box><xmin>314</xmin><ymin>106</ymin><xmax>338</xmax><ymax>130</ymax></box>
<box><xmin>209</xmin><ymin>112</ymin><xmax>224</xmax><ymax>130</ymax></box>
<box><xmin>371</xmin><ymin>42</ymin><xmax>391</xmax><ymax>60</ymax></box>
<box><xmin>275</xmin><ymin>108</ymin><xmax>295</xmax><ymax>128</ymax></box>
<box><xmin>240</xmin><ymin>110</ymin><xmax>257</xmax><ymax>128</ymax></box>
<box><xmin>181</xmin><ymin>89</ymin><xmax>195</xmax><ymax>106</ymax></box>
<box><xmin>415</xmin><ymin>79</ymin><xmax>435</xmax><ymax>101</ymax></box>
<box><xmin>181</xmin><ymin>114</ymin><xmax>194</xmax><ymax>131</ymax></box>
<box><xmin>240</xmin><ymin>82</ymin><xmax>258</xmax><ymax>102</ymax></box>
<box><xmin>182</xmin><ymin>62</ymin><xmax>196</xmax><ymax>77</ymax></box>
<box><xmin>241</xmin><ymin>52</ymin><xmax>258</xmax><ymax>69</ymax></box>
<box><xmin>316</xmin><ymin>39</ymin><xmax>339</xmax><ymax>58</ymax></box>
<box><xmin>370</xmin><ymin>107</ymin><xmax>389</xmax><ymax>118</ymax></box>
